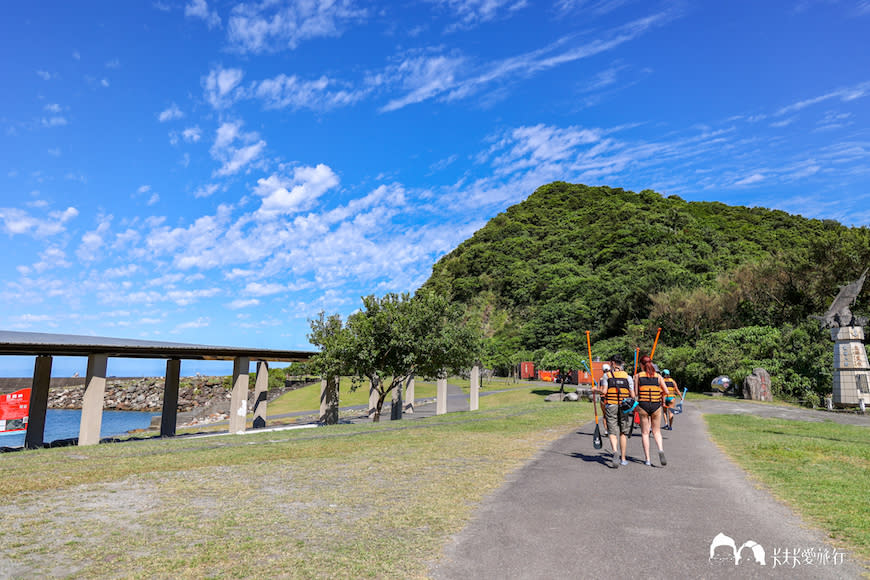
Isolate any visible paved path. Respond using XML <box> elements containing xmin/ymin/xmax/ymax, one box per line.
<box><xmin>430</xmin><ymin>399</ymin><xmax>867</xmax><ymax>579</ymax></box>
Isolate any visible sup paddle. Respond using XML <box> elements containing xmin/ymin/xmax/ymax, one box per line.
<box><xmin>677</xmin><ymin>387</ymin><xmax>688</xmax><ymax>414</ymax></box>
<box><xmin>587</xmin><ymin>331</ymin><xmax>602</xmax><ymax>449</ymax></box>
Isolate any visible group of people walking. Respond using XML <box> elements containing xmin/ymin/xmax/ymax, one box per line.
<box><xmin>590</xmin><ymin>353</ymin><xmax>681</xmax><ymax>468</ymax></box>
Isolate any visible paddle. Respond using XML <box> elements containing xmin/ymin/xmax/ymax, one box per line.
<box><xmin>677</xmin><ymin>387</ymin><xmax>688</xmax><ymax>413</ymax></box>
<box><xmin>629</xmin><ymin>347</ymin><xmax>639</xmax><ymax>438</ymax></box>
<box><xmin>587</xmin><ymin>331</ymin><xmax>602</xmax><ymax>449</ymax></box>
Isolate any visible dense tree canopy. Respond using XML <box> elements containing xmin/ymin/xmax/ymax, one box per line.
<box><xmin>308</xmin><ymin>291</ymin><xmax>481</xmax><ymax>421</ymax></box>
<box><xmin>421</xmin><ymin>182</ymin><xmax>870</xmax><ymax>403</ymax></box>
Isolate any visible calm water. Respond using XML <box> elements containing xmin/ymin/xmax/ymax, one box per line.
<box><xmin>0</xmin><ymin>409</ymin><xmax>158</xmax><ymax>448</ymax></box>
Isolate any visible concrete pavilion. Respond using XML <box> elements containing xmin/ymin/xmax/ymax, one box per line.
<box><xmin>0</xmin><ymin>330</ymin><xmax>313</xmax><ymax>449</ymax></box>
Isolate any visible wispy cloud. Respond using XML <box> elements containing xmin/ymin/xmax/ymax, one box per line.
<box><xmin>431</xmin><ymin>0</ymin><xmax>529</xmax><ymax>32</ymax></box>
<box><xmin>158</xmin><ymin>103</ymin><xmax>184</xmax><ymax>122</ymax></box>
<box><xmin>776</xmin><ymin>80</ymin><xmax>870</xmax><ymax>116</ymax></box>
<box><xmin>227</xmin><ymin>0</ymin><xmax>367</xmax><ymax>54</ymax></box>
<box><xmin>209</xmin><ymin>120</ymin><xmax>266</xmax><ymax>177</ymax></box>
<box><xmin>380</xmin><ymin>9</ymin><xmax>676</xmax><ymax>111</ymax></box>
<box><xmin>202</xmin><ymin>66</ymin><xmax>245</xmax><ymax>109</ymax></box>
<box><xmin>250</xmin><ymin>73</ymin><xmax>369</xmax><ymax>111</ymax></box>
<box><xmin>185</xmin><ymin>0</ymin><xmax>221</xmax><ymax>29</ymax></box>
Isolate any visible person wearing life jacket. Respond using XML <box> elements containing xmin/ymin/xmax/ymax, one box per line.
<box><xmin>591</xmin><ymin>354</ymin><xmax>635</xmax><ymax>468</ymax></box>
<box><xmin>633</xmin><ymin>353</ymin><xmax>670</xmax><ymax>467</ymax></box>
<box><xmin>662</xmin><ymin>369</ymin><xmax>679</xmax><ymax>430</ymax></box>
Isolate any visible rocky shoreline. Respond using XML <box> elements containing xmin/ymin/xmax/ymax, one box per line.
<box><xmin>39</xmin><ymin>376</ymin><xmax>307</xmax><ymax>427</ymax></box>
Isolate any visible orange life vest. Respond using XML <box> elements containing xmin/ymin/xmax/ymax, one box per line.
<box><xmin>664</xmin><ymin>378</ymin><xmax>679</xmax><ymax>397</ymax></box>
<box><xmin>604</xmin><ymin>370</ymin><xmax>631</xmax><ymax>405</ymax></box>
<box><xmin>637</xmin><ymin>372</ymin><xmax>665</xmax><ymax>403</ymax></box>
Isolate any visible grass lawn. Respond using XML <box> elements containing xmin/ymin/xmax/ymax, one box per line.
<box><xmin>0</xmin><ymin>395</ymin><xmax>584</xmax><ymax>579</ymax></box>
<box><xmin>265</xmin><ymin>377</ymin><xmax>439</xmax><ymax>416</ymax></box>
<box><xmin>705</xmin><ymin>414</ymin><xmax>870</xmax><ymax>563</ymax></box>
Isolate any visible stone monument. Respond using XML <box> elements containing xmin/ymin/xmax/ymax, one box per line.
<box><xmin>815</xmin><ymin>269</ymin><xmax>870</xmax><ymax>407</ymax></box>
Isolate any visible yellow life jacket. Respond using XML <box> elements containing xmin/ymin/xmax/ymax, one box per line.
<box><xmin>664</xmin><ymin>378</ymin><xmax>678</xmax><ymax>397</ymax></box>
<box><xmin>604</xmin><ymin>370</ymin><xmax>631</xmax><ymax>405</ymax></box>
<box><xmin>637</xmin><ymin>372</ymin><xmax>664</xmax><ymax>403</ymax></box>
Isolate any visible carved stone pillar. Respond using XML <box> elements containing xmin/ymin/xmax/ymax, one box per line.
<box><xmin>831</xmin><ymin>326</ymin><xmax>870</xmax><ymax>407</ymax></box>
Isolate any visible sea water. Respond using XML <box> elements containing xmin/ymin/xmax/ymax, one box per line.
<box><xmin>0</xmin><ymin>409</ymin><xmax>158</xmax><ymax>448</ymax></box>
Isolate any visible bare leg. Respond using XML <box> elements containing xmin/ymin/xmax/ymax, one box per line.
<box><xmin>619</xmin><ymin>433</ymin><xmax>628</xmax><ymax>462</ymax></box>
<box><xmin>639</xmin><ymin>410</ymin><xmax>651</xmax><ymax>462</ymax></box>
<box><xmin>652</xmin><ymin>408</ymin><xmax>664</xmax><ymax>452</ymax></box>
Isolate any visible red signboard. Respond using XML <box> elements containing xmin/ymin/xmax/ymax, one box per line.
<box><xmin>520</xmin><ymin>361</ymin><xmax>535</xmax><ymax>380</ymax></box>
<box><xmin>0</xmin><ymin>388</ymin><xmax>30</xmax><ymax>433</ymax></box>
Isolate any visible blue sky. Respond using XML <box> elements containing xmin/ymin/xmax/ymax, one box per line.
<box><xmin>1</xmin><ymin>1</ymin><xmax>869</xmax><ymax>376</ymax></box>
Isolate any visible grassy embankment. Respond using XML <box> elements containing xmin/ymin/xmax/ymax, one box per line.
<box><xmin>705</xmin><ymin>414</ymin><xmax>870</xmax><ymax>564</ymax></box>
<box><xmin>0</xmin><ymin>384</ymin><xmax>578</xmax><ymax>579</ymax></box>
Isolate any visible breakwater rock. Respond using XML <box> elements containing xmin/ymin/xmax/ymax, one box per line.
<box><xmin>47</xmin><ymin>376</ymin><xmax>234</xmax><ymax>412</ymax></box>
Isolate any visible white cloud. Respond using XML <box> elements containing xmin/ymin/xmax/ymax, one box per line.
<box><xmin>734</xmin><ymin>173</ymin><xmax>765</xmax><ymax>186</ymax></box>
<box><xmin>254</xmin><ymin>164</ymin><xmax>340</xmax><ymax>217</ymax></box>
<box><xmin>105</xmin><ymin>58</ymin><xmax>120</xmax><ymax>69</ymax></box>
<box><xmin>0</xmin><ymin>206</ymin><xmax>78</xmax><ymax>237</ymax></box>
<box><xmin>203</xmin><ymin>66</ymin><xmax>245</xmax><ymax>109</ymax></box>
<box><xmin>185</xmin><ymin>0</ymin><xmax>221</xmax><ymax>28</ymax></box>
<box><xmin>41</xmin><ymin>116</ymin><xmax>68</xmax><ymax>127</ymax></box>
<box><xmin>101</xmin><ymin>78</ymin><xmax>110</xmax><ymax>87</ymax></box>
<box><xmin>36</xmin><ymin>70</ymin><xmax>54</xmax><ymax>80</ymax></box>
<box><xmin>173</xmin><ymin>316</ymin><xmax>211</xmax><ymax>331</ymax></box>
<box><xmin>77</xmin><ymin>216</ymin><xmax>113</xmax><ymax>262</ymax></box>
<box><xmin>433</xmin><ymin>0</ymin><xmax>529</xmax><ymax>32</ymax></box>
<box><xmin>194</xmin><ymin>183</ymin><xmax>220</xmax><ymax>198</ymax></box>
<box><xmin>147</xmin><ymin>193</ymin><xmax>160</xmax><ymax>206</ymax></box>
<box><xmin>379</xmin><ymin>54</ymin><xmax>465</xmax><ymax>112</ymax></box>
<box><xmin>138</xmin><ymin>185</ymin><xmax>151</xmax><ymax>194</ymax></box>
<box><xmin>209</xmin><ymin>120</ymin><xmax>266</xmax><ymax>176</ymax></box>
<box><xmin>182</xmin><ymin>126</ymin><xmax>202</xmax><ymax>142</ymax></box>
<box><xmin>227</xmin><ymin>0</ymin><xmax>367</xmax><ymax>54</ymax></box>
<box><xmin>380</xmin><ymin>9</ymin><xmax>674</xmax><ymax>111</ymax></box>
<box><xmin>228</xmin><ymin>298</ymin><xmax>260</xmax><ymax>309</ymax></box>
<box><xmin>250</xmin><ymin>73</ymin><xmax>368</xmax><ymax>111</ymax></box>
<box><xmin>44</xmin><ymin>103</ymin><xmax>62</xmax><ymax>113</ymax></box>
<box><xmin>776</xmin><ymin>81</ymin><xmax>870</xmax><ymax>116</ymax></box>
<box><xmin>30</xmin><ymin>246</ymin><xmax>71</xmax><ymax>273</ymax></box>
<box><xmin>169</xmin><ymin>290</ymin><xmax>220</xmax><ymax>306</ymax></box>
<box><xmin>244</xmin><ymin>282</ymin><xmax>286</xmax><ymax>296</ymax></box>
<box><xmin>158</xmin><ymin>103</ymin><xmax>184</xmax><ymax>122</ymax></box>
<box><xmin>47</xmin><ymin>148</ymin><xmax>61</xmax><ymax>157</ymax></box>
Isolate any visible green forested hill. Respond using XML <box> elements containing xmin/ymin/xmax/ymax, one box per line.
<box><xmin>421</xmin><ymin>182</ymin><xmax>870</xmax><ymax>402</ymax></box>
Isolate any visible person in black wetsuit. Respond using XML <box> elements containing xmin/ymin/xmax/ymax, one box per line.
<box><xmin>633</xmin><ymin>354</ymin><xmax>669</xmax><ymax>467</ymax></box>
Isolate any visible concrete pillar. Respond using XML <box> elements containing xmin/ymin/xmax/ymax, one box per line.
<box><xmin>368</xmin><ymin>380</ymin><xmax>379</xmax><ymax>419</ymax></box>
<box><xmin>319</xmin><ymin>376</ymin><xmax>339</xmax><ymax>425</ymax></box>
<box><xmin>24</xmin><ymin>355</ymin><xmax>52</xmax><ymax>449</ymax></box>
<box><xmin>470</xmin><ymin>364</ymin><xmax>481</xmax><ymax>411</ymax></box>
<box><xmin>160</xmin><ymin>359</ymin><xmax>181</xmax><ymax>437</ymax></box>
<box><xmin>436</xmin><ymin>376</ymin><xmax>447</xmax><ymax>415</ymax></box>
<box><xmin>79</xmin><ymin>354</ymin><xmax>108</xmax><ymax>446</ymax></box>
<box><xmin>404</xmin><ymin>375</ymin><xmax>415</xmax><ymax>413</ymax></box>
<box><xmin>391</xmin><ymin>378</ymin><xmax>403</xmax><ymax>421</ymax></box>
<box><xmin>252</xmin><ymin>361</ymin><xmax>269</xmax><ymax>429</ymax></box>
<box><xmin>229</xmin><ymin>357</ymin><xmax>250</xmax><ymax>434</ymax></box>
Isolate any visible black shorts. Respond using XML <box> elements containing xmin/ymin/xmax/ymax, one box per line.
<box><xmin>638</xmin><ymin>401</ymin><xmax>661</xmax><ymax>415</ymax></box>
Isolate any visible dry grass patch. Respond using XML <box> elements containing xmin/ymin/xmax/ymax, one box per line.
<box><xmin>0</xmin><ymin>401</ymin><xmax>583</xmax><ymax>579</ymax></box>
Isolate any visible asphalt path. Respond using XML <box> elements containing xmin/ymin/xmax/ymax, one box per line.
<box><xmin>430</xmin><ymin>399</ymin><xmax>867</xmax><ymax>579</ymax></box>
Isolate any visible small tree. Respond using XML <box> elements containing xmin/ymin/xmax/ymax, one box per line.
<box><xmin>308</xmin><ymin>291</ymin><xmax>481</xmax><ymax>421</ymax></box>
<box><xmin>539</xmin><ymin>349</ymin><xmax>587</xmax><ymax>395</ymax></box>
